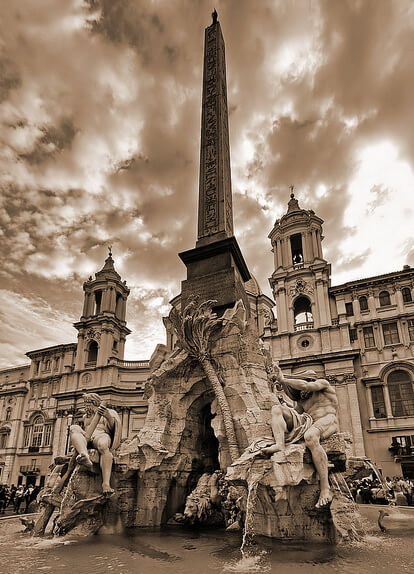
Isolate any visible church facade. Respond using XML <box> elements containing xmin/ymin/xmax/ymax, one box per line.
<box><xmin>0</xmin><ymin>253</ymin><xmax>149</xmax><ymax>487</ymax></box>
<box><xmin>1</xmin><ymin>13</ymin><xmax>414</xmax><ymax>487</ymax></box>
<box><xmin>264</xmin><ymin>192</ymin><xmax>414</xmax><ymax>478</ymax></box>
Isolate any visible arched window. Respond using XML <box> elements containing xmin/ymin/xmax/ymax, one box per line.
<box><xmin>402</xmin><ymin>287</ymin><xmax>412</xmax><ymax>303</ymax></box>
<box><xmin>379</xmin><ymin>290</ymin><xmax>391</xmax><ymax>307</ymax></box>
<box><xmin>359</xmin><ymin>296</ymin><xmax>368</xmax><ymax>311</ymax></box>
<box><xmin>87</xmin><ymin>340</ymin><xmax>98</xmax><ymax>364</ymax></box>
<box><xmin>31</xmin><ymin>416</ymin><xmax>44</xmax><ymax>447</ymax></box>
<box><xmin>24</xmin><ymin>415</ymin><xmax>52</xmax><ymax>450</ymax></box>
<box><xmin>293</xmin><ymin>296</ymin><xmax>313</xmax><ymax>330</ymax></box>
<box><xmin>387</xmin><ymin>370</ymin><xmax>414</xmax><ymax>417</ymax></box>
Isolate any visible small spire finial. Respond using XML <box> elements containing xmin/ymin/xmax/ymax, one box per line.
<box><xmin>212</xmin><ymin>9</ymin><xmax>218</xmax><ymax>25</ymax></box>
<box><xmin>289</xmin><ymin>184</ymin><xmax>295</xmax><ymax>198</ymax></box>
<box><xmin>108</xmin><ymin>245</ymin><xmax>112</xmax><ymax>257</ymax></box>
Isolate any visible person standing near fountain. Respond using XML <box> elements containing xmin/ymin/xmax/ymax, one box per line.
<box><xmin>69</xmin><ymin>393</ymin><xmax>121</xmax><ymax>495</ymax></box>
<box><xmin>261</xmin><ymin>364</ymin><xmax>338</xmax><ymax>508</ymax></box>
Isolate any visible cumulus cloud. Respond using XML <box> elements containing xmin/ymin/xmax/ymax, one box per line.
<box><xmin>0</xmin><ymin>0</ymin><xmax>413</xmax><ymax>365</ymax></box>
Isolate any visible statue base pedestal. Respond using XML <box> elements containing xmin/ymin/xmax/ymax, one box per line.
<box><xmin>225</xmin><ymin>434</ymin><xmax>363</xmax><ymax>543</ymax></box>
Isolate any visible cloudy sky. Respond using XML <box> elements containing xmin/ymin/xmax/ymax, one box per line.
<box><xmin>1</xmin><ymin>0</ymin><xmax>413</xmax><ymax>368</ymax></box>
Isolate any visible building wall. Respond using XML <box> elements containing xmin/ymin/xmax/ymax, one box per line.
<box><xmin>266</xmin><ymin>195</ymin><xmax>414</xmax><ymax>477</ymax></box>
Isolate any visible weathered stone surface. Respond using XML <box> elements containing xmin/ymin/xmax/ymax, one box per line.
<box><xmin>224</xmin><ymin>433</ymin><xmax>359</xmax><ymax>542</ymax></box>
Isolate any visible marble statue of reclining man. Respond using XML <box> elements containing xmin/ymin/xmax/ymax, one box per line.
<box><xmin>260</xmin><ymin>364</ymin><xmax>339</xmax><ymax>508</ymax></box>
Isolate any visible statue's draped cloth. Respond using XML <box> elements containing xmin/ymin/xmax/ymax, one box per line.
<box><xmin>247</xmin><ymin>409</ymin><xmax>313</xmax><ymax>454</ymax></box>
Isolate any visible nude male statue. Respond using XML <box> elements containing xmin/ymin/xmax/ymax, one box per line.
<box><xmin>69</xmin><ymin>393</ymin><xmax>121</xmax><ymax>495</ymax></box>
<box><xmin>261</xmin><ymin>364</ymin><xmax>339</xmax><ymax>508</ymax></box>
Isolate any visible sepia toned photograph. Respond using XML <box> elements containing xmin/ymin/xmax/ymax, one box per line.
<box><xmin>0</xmin><ymin>1</ymin><xmax>413</xmax><ymax>572</ymax></box>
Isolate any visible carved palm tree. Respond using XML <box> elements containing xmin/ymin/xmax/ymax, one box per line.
<box><xmin>169</xmin><ymin>299</ymin><xmax>240</xmax><ymax>461</ymax></box>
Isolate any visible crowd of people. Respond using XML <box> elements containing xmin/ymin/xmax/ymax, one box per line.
<box><xmin>349</xmin><ymin>475</ymin><xmax>414</xmax><ymax>506</ymax></box>
<box><xmin>0</xmin><ymin>484</ymin><xmax>40</xmax><ymax>515</ymax></box>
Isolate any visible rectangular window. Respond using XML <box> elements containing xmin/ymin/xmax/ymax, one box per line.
<box><xmin>0</xmin><ymin>434</ymin><xmax>7</xmax><ymax>449</ymax></box>
<box><xmin>43</xmin><ymin>425</ymin><xmax>52</xmax><ymax>447</ymax></box>
<box><xmin>389</xmin><ymin>383</ymin><xmax>414</xmax><ymax>417</ymax></box>
<box><xmin>23</xmin><ymin>426</ymin><xmax>31</xmax><ymax>448</ymax></box>
<box><xmin>363</xmin><ymin>326</ymin><xmax>375</xmax><ymax>348</ymax></box>
<box><xmin>371</xmin><ymin>386</ymin><xmax>386</xmax><ymax>419</ymax></box>
<box><xmin>32</xmin><ymin>424</ymin><xmax>43</xmax><ymax>447</ymax></box>
<box><xmin>408</xmin><ymin>319</ymin><xmax>414</xmax><ymax>342</ymax></box>
<box><xmin>345</xmin><ymin>302</ymin><xmax>354</xmax><ymax>316</ymax></box>
<box><xmin>382</xmin><ymin>322</ymin><xmax>400</xmax><ymax>345</ymax></box>
<box><xmin>349</xmin><ymin>328</ymin><xmax>358</xmax><ymax>343</ymax></box>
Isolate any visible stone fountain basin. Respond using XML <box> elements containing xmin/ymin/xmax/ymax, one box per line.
<box><xmin>358</xmin><ymin>504</ymin><xmax>414</xmax><ymax>531</ymax></box>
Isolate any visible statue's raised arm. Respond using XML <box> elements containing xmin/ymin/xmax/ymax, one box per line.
<box><xmin>69</xmin><ymin>393</ymin><xmax>122</xmax><ymax>495</ymax></box>
<box><xmin>260</xmin><ymin>366</ymin><xmax>339</xmax><ymax>508</ymax></box>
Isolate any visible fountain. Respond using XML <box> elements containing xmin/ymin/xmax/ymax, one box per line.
<box><xmin>32</xmin><ymin>298</ymin><xmax>363</xmax><ymax>548</ymax></box>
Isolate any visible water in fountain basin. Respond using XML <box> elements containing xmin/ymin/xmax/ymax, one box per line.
<box><xmin>1</xmin><ymin>523</ymin><xmax>414</xmax><ymax>574</ymax></box>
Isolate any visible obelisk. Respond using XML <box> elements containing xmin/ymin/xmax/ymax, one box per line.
<box><xmin>196</xmin><ymin>8</ymin><xmax>233</xmax><ymax>247</ymax></box>
<box><xmin>179</xmin><ymin>12</ymin><xmax>250</xmax><ymax>314</ymax></box>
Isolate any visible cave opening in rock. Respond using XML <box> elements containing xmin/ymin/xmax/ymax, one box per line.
<box><xmin>162</xmin><ymin>395</ymin><xmax>220</xmax><ymax>523</ymax></box>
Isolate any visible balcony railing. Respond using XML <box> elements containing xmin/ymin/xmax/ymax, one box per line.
<box><xmin>293</xmin><ymin>263</ymin><xmax>304</xmax><ymax>270</ymax></box>
<box><xmin>294</xmin><ymin>322</ymin><xmax>314</xmax><ymax>332</ymax></box>
<box><xmin>20</xmin><ymin>465</ymin><xmax>40</xmax><ymax>475</ymax></box>
<box><xmin>110</xmin><ymin>358</ymin><xmax>149</xmax><ymax>368</ymax></box>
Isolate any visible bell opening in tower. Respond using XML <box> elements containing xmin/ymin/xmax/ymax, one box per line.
<box><xmin>94</xmin><ymin>290</ymin><xmax>102</xmax><ymax>315</ymax></box>
<box><xmin>294</xmin><ymin>296</ymin><xmax>313</xmax><ymax>331</ymax></box>
<box><xmin>290</xmin><ymin>233</ymin><xmax>304</xmax><ymax>266</ymax></box>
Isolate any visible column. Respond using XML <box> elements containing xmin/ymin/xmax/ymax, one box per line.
<box><xmin>316</xmin><ymin>279</ymin><xmax>327</xmax><ymax>325</ymax></box>
<box><xmin>87</xmin><ymin>292</ymin><xmax>94</xmax><ymax>316</ymax></box>
<box><xmin>52</xmin><ymin>415</ymin><xmax>64</xmax><ymax>456</ymax></box>
<box><xmin>277</xmin><ymin>286</ymin><xmax>288</xmax><ymax>332</ymax></box>
<box><xmin>103</xmin><ymin>288</ymin><xmax>111</xmax><ymax>311</ymax></box>
<box><xmin>110</xmin><ymin>287</ymin><xmax>116</xmax><ymax>312</ymax></box>
<box><xmin>316</xmin><ymin>230</ymin><xmax>323</xmax><ymax>258</ymax></box>
<box><xmin>302</xmin><ymin>231</ymin><xmax>310</xmax><ymax>262</ymax></box>
<box><xmin>272</xmin><ymin>241</ymin><xmax>278</xmax><ymax>270</ymax></box>
<box><xmin>283</xmin><ymin>237</ymin><xmax>291</xmax><ymax>267</ymax></box>
<box><xmin>311</xmin><ymin>230</ymin><xmax>318</xmax><ymax>259</ymax></box>
<box><xmin>366</xmin><ymin>386</ymin><xmax>375</xmax><ymax>420</ymax></box>
<box><xmin>383</xmin><ymin>384</ymin><xmax>393</xmax><ymax>418</ymax></box>
<box><xmin>82</xmin><ymin>292</ymin><xmax>89</xmax><ymax>316</ymax></box>
<box><xmin>346</xmin><ymin>379</ymin><xmax>365</xmax><ymax>457</ymax></box>
<box><xmin>276</xmin><ymin>239</ymin><xmax>282</xmax><ymax>268</ymax></box>
<box><xmin>121</xmin><ymin>297</ymin><xmax>127</xmax><ymax>321</ymax></box>
<box><xmin>367</xmin><ymin>289</ymin><xmax>376</xmax><ymax>317</ymax></box>
<box><xmin>395</xmin><ymin>287</ymin><xmax>404</xmax><ymax>314</ymax></box>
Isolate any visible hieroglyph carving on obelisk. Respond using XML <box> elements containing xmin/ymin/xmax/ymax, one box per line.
<box><xmin>197</xmin><ymin>17</ymin><xmax>233</xmax><ymax>246</ymax></box>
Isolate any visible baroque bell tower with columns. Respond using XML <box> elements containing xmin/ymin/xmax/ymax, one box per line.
<box><xmin>268</xmin><ymin>191</ymin><xmax>332</xmax><ymax>355</ymax></box>
<box><xmin>74</xmin><ymin>249</ymin><xmax>131</xmax><ymax>371</ymax></box>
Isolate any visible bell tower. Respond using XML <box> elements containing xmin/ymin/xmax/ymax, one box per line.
<box><xmin>74</xmin><ymin>249</ymin><xmax>131</xmax><ymax>370</ymax></box>
<box><xmin>268</xmin><ymin>191</ymin><xmax>332</xmax><ymax>336</ymax></box>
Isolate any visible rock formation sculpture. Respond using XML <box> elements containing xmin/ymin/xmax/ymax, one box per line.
<box><xmin>33</xmin><ymin>393</ymin><xmax>121</xmax><ymax>537</ymax></box>
<box><xmin>169</xmin><ymin>299</ymin><xmax>244</xmax><ymax>461</ymax></box>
